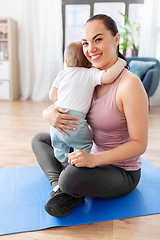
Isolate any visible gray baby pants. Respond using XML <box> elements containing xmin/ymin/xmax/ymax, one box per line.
<box><xmin>50</xmin><ymin>109</ymin><xmax>92</xmax><ymax>167</ymax></box>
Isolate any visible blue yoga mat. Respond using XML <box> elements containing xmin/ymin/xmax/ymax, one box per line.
<box><xmin>0</xmin><ymin>158</ymin><xmax>160</xmax><ymax>236</ymax></box>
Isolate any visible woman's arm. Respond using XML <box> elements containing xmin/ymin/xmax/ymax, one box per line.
<box><xmin>67</xmin><ymin>71</ymin><xmax>148</xmax><ymax>168</ymax></box>
<box><xmin>101</xmin><ymin>57</ymin><xmax>126</xmax><ymax>84</ymax></box>
<box><xmin>43</xmin><ymin>105</ymin><xmax>79</xmax><ymax>137</ymax></box>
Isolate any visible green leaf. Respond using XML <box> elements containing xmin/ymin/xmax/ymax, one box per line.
<box><xmin>119</xmin><ymin>11</ymin><xmax>141</xmax><ymax>52</ymax></box>
<box><xmin>119</xmin><ymin>12</ymin><xmax>130</xmax><ymax>24</ymax></box>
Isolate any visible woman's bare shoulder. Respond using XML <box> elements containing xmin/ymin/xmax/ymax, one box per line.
<box><xmin>117</xmin><ymin>69</ymin><xmax>148</xmax><ymax>104</ymax></box>
<box><xmin>121</xmin><ymin>69</ymin><xmax>141</xmax><ymax>83</ymax></box>
<box><xmin>118</xmin><ymin>69</ymin><xmax>145</xmax><ymax>93</ymax></box>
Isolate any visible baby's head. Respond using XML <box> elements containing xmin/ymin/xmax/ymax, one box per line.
<box><xmin>64</xmin><ymin>41</ymin><xmax>92</xmax><ymax>68</ymax></box>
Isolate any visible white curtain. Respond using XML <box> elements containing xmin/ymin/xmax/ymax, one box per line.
<box><xmin>139</xmin><ymin>0</ymin><xmax>160</xmax><ymax>105</ymax></box>
<box><xmin>19</xmin><ymin>0</ymin><xmax>63</xmax><ymax>100</ymax></box>
<box><xmin>139</xmin><ymin>0</ymin><xmax>160</xmax><ymax>59</ymax></box>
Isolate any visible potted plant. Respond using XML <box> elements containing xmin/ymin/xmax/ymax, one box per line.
<box><xmin>118</xmin><ymin>12</ymin><xmax>141</xmax><ymax>56</ymax></box>
<box><xmin>0</xmin><ymin>26</ymin><xmax>8</xmax><ymax>38</ymax></box>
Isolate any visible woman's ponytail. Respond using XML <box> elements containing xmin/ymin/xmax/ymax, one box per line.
<box><xmin>117</xmin><ymin>45</ymin><xmax>129</xmax><ymax>69</ymax></box>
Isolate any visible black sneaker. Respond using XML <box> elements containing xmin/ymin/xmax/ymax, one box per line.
<box><xmin>45</xmin><ymin>189</ymin><xmax>85</xmax><ymax>218</ymax></box>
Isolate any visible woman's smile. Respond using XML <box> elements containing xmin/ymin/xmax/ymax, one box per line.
<box><xmin>90</xmin><ymin>53</ymin><xmax>102</xmax><ymax>62</ymax></box>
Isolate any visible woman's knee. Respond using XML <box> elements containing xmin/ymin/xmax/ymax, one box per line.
<box><xmin>59</xmin><ymin>165</ymin><xmax>82</xmax><ymax>196</ymax></box>
<box><xmin>31</xmin><ymin>132</ymin><xmax>50</xmax><ymax>150</ymax></box>
<box><xmin>31</xmin><ymin>132</ymin><xmax>42</xmax><ymax>150</ymax></box>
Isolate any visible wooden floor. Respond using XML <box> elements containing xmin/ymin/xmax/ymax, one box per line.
<box><xmin>0</xmin><ymin>100</ymin><xmax>160</xmax><ymax>240</ymax></box>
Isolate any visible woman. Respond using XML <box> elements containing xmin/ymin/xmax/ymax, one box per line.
<box><xmin>32</xmin><ymin>14</ymin><xmax>148</xmax><ymax>218</ymax></box>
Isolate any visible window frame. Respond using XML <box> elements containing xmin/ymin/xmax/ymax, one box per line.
<box><xmin>62</xmin><ymin>0</ymin><xmax>144</xmax><ymax>53</ymax></box>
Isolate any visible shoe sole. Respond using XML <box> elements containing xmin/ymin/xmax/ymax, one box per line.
<box><xmin>45</xmin><ymin>192</ymin><xmax>84</xmax><ymax>218</ymax></box>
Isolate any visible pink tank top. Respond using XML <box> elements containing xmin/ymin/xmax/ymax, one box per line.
<box><xmin>87</xmin><ymin>68</ymin><xmax>141</xmax><ymax>171</ymax></box>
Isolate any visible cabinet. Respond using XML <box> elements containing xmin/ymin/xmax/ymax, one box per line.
<box><xmin>0</xmin><ymin>18</ymin><xmax>19</xmax><ymax>100</ymax></box>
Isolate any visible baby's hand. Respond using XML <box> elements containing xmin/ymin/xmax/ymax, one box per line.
<box><xmin>124</xmin><ymin>60</ymin><xmax>127</xmax><ymax>67</ymax></box>
<box><xmin>66</xmin><ymin>150</ymin><xmax>96</xmax><ymax>168</ymax></box>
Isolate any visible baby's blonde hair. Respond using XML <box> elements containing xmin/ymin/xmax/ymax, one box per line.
<box><xmin>64</xmin><ymin>41</ymin><xmax>92</xmax><ymax>68</ymax></box>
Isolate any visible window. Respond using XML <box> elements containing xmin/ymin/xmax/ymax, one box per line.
<box><xmin>65</xmin><ymin>4</ymin><xmax>90</xmax><ymax>48</ymax></box>
<box><xmin>126</xmin><ymin>3</ymin><xmax>144</xmax><ymax>56</ymax></box>
<box><xmin>94</xmin><ymin>2</ymin><xmax>125</xmax><ymax>27</ymax></box>
<box><xmin>62</xmin><ymin>0</ymin><xmax>144</xmax><ymax>55</ymax></box>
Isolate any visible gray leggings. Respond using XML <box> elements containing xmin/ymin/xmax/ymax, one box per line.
<box><xmin>31</xmin><ymin>132</ymin><xmax>141</xmax><ymax>198</ymax></box>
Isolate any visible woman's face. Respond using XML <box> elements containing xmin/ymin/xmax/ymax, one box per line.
<box><xmin>82</xmin><ymin>20</ymin><xmax>120</xmax><ymax>70</ymax></box>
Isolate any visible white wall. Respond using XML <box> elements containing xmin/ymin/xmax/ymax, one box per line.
<box><xmin>139</xmin><ymin>0</ymin><xmax>160</xmax><ymax>106</ymax></box>
<box><xmin>0</xmin><ymin>0</ymin><xmax>22</xmax><ymax>64</ymax></box>
<box><xmin>0</xmin><ymin>0</ymin><xmax>21</xmax><ymax>19</ymax></box>
<box><xmin>150</xmin><ymin>83</ymin><xmax>160</xmax><ymax>106</ymax></box>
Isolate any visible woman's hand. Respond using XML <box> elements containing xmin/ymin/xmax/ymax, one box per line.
<box><xmin>43</xmin><ymin>105</ymin><xmax>79</xmax><ymax>137</ymax></box>
<box><xmin>66</xmin><ymin>150</ymin><xmax>97</xmax><ymax>168</ymax></box>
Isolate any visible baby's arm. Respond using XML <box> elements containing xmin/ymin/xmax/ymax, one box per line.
<box><xmin>49</xmin><ymin>86</ymin><xmax>58</xmax><ymax>102</ymax></box>
<box><xmin>101</xmin><ymin>57</ymin><xmax>127</xmax><ymax>84</ymax></box>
